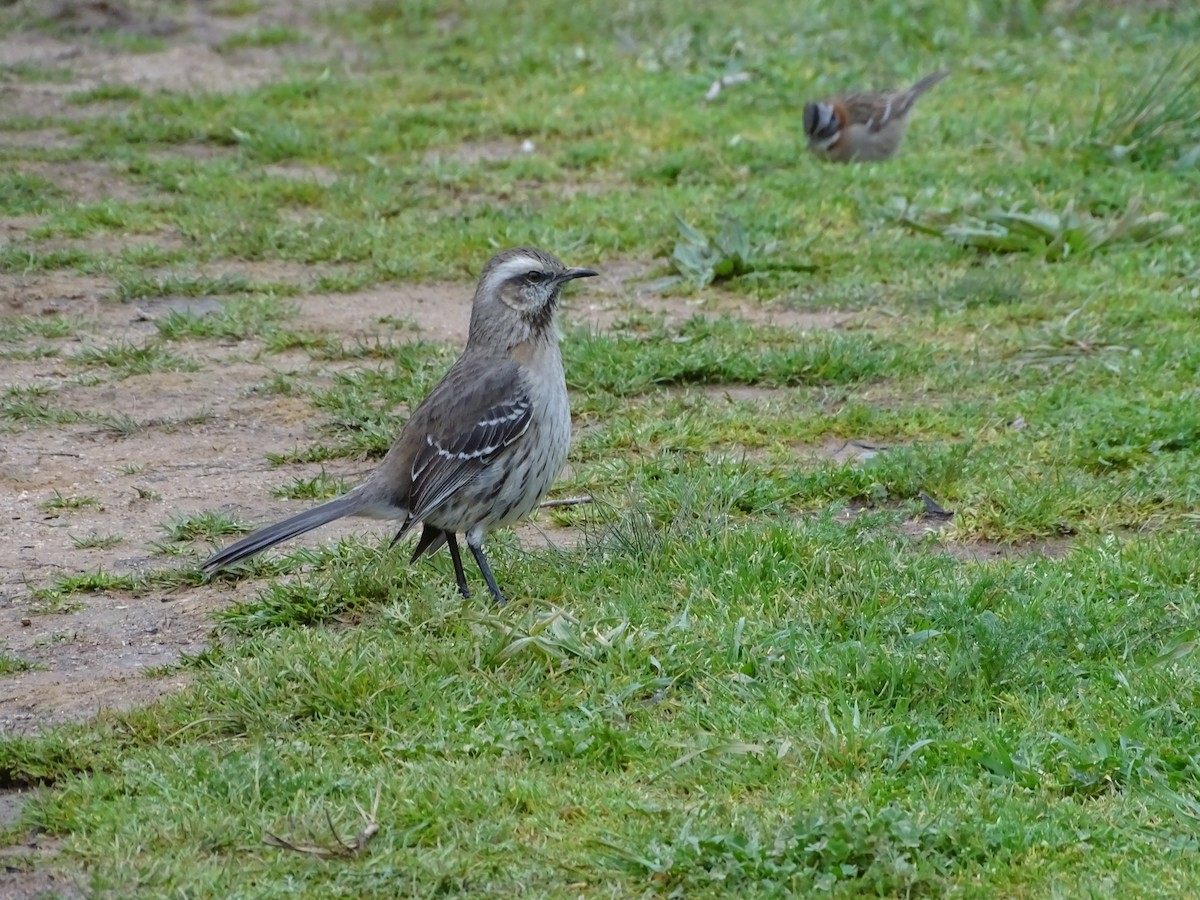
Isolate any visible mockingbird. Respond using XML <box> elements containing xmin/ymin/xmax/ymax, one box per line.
<box><xmin>201</xmin><ymin>246</ymin><xmax>597</xmax><ymax>605</ymax></box>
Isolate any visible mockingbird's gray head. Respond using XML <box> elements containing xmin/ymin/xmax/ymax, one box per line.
<box><xmin>469</xmin><ymin>247</ymin><xmax>598</xmax><ymax>342</ymax></box>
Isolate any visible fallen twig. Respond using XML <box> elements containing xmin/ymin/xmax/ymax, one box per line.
<box><xmin>263</xmin><ymin>784</ymin><xmax>382</xmax><ymax>858</ymax></box>
<box><xmin>539</xmin><ymin>495</ymin><xmax>592</xmax><ymax>509</ymax></box>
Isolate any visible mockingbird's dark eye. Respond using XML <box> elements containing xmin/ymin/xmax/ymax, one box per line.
<box><xmin>526</xmin><ymin>270</ymin><xmax>546</xmax><ymax>283</ymax></box>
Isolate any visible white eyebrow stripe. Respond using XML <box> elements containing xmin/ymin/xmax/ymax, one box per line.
<box><xmin>483</xmin><ymin>254</ymin><xmax>543</xmax><ymax>294</ymax></box>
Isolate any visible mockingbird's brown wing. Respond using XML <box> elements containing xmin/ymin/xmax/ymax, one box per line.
<box><xmin>407</xmin><ymin>393</ymin><xmax>532</xmax><ymax>522</ymax></box>
<box><xmin>384</xmin><ymin>356</ymin><xmax>533</xmax><ymax>527</ymax></box>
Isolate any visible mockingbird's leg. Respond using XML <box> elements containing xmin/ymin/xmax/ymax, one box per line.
<box><xmin>445</xmin><ymin>534</ymin><xmax>472</xmax><ymax>599</ymax></box>
<box><xmin>468</xmin><ymin>541</ymin><xmax>506</xmax><ymax>607</ymax></box>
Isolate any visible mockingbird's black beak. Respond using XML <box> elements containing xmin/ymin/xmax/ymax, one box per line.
<box><xmin>557</xmin><ymin>268</ymin><xmax>599</xmax><ymax>283</ymax></box>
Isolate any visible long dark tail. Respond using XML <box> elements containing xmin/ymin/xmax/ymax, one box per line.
<box><xmin>201</xmin><ymin>492</ymin><xmax>369</xmax><ymax>572</ymax></box>
<box><xmin>905</xmin><ymin>70</ymin><xmax>949</xmax><ymax>107</ymax></box>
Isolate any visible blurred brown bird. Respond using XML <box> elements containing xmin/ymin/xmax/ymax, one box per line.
<box><xmin>803</xmin><ymin>70</ymin><xmax>949</xmax><ymax>162</ymax></box>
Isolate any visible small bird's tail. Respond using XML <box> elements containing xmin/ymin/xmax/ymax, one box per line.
<box><xmin>905</xmin><ymin>70</ymin><xmax>949</xmax><ymax>105</ymax></box>
<box><xmin>200</xmin><ymin>492</ymin><xmax>369</xmax><ymax>572</ymax></box>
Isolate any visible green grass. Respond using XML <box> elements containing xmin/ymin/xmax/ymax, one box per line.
<box><xmin>270</xmin><ymin>469</ymin><xmax>348</xmax><ymax>500</ymax></box>
<box><xmin>115</xmin><ymin>272</ymin><xmax>298</xmax><ymax>302</ymax></box>
<box><xmin>151</xmin><ymin>294</ymin><xmax>296</xmax><ymax>341</ymax></box>
<box><xmin>0</xmin><ymin>60</ymin><xmax>74</xmax><ymax>82</ymax></box>
<box><xmin>160</xmin><ymin>510</ymin><xmax>252</xmax><ymax>543</ymax></box>
<box><xmin>209</xmin><ymin>0</ymin><xmax>261</xmax><ymax>15</ymax></box>
<box><xmin>1084</xmin><ymin>47</ymin><xmax>1200</xmax><ymax>168</ymax></box>
<box><xmin>68</xmin><ymin>83</ymin><xmax>144</xmax><ymax>105</ymax></box>
<box><xmin>32</xmin><ymin>200</ymin><xmax>166</xmax><ymax>241</ymax></box>
<box><xmin>69</xmin><ymin>342</ymin><xmax>200</xmax><ymax>378</ymax></box>
<box><xmin>0</xmin><ymin>171</ymin><xmax>68</xmax><ymax>215</ymax></box>
<box><xmin>0</xmin><ymin>314</ymin><xmax>80</xmax><ymax>342</ymax></box>
<box><xmin>8</xmin><ymin>522</ymin><xmax>1200</xmax><ymax>894</ymax></box>
<box><xmin>0</xmin><ymin>652</ymin><xmax>39</xmax><ymax>675</ymax></box>
<box><xmin>2</xmin><ymin>0</ymin><xmax>1200</xmax><ymax>895</ymax></box>
<box><xmin>0</xmin><ymin>386</ymin><xmax>84</xmax><ymax>426</ymax></box>
<box><xmin>39</xmin><ymin>492</ymin><xmax>100</xmax><ymax>513</ymax></box>
<box><xmin>70</xmin><ymin>533</ymin><xmax>124</xmax><ymax>550</ymax></box>
<box><xmin>26</xmin><ymin>563</ymin><xmax>235</xmax><ymax>610</ymax></box>
<box><xmin>219</xmin><ymin>25</ymin><xmax>303</xmax><ymax>51</ymax></box>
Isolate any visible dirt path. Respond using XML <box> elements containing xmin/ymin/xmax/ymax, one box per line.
<box><xmin>0</xmin><ymin>0</ymin><xmax>381</xmax><ymax>730</ymax></box>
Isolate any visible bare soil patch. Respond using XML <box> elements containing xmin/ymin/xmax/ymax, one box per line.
<box><xmin>701</xmin><ymin>384</ymin><xmax>793</xmax><ymax>405</ymax></box>
<box><xmin>0</xmin><ymin>865</ymin><xmax>86</xmax><ymax>900</ymax></box>
<box><xmin>0</xmin><ymin>0</ymin><xmax>359</xmax><ymax>122</ymax></box>
<box><xmin>0</xmin><ymin>272</ymin><xmax>113</xmax><ymax>315</ymax></box>
<box><xmin>263</xmin><ymin>163</ymin><xmax>339</xmax><ymax>187</ymax></box>
<box><xmin>0</xmin><ymin>353</ymin><xmax>375</xmax><ymax>732</ymax></box>
<box><xmin>571</xmin><ymin>260</ymin><xmax>854</xmax><ymax>333</ymax></box>
<box><xmin>831</xmin><ymin>501</ymin><xmax>1074</xmax><ymax>562</ymax></box>
<box><xmin>0</xmin><ymin>128</ymin><xmax>80</xmax><ymax>152</ymax></box>
<box><xmin>0</xmin><ymin>841</ymin><xmax>83</xmax><ymax>900</ymax></box>
<box><xmin>932</xmin><ymin>535</ymin><xmax>1074</xmax><ymax>562</ymax></box>
<box><xmin>0</xmin><ymin>272</ymin><xmax>372</xmax><ymax>727</ymax></box>
<box><xmin>0</xmin><ymin>216</ymin><xmax>45</xmax><ymax>245</ymax></box>
<box><xmin>16</xmin><ymin>160</ymin><xmax>149</xmax><ymax>204</ymax></box>
<box><xmin>291</xmin><ymin>282</ymin><xmax>479</xmax><ymax>344</ymax></box>
<box><xmin>423</xmin><ymin>139</ymin><xmax>537</xmax><ymax>167</ymax></box>
<box><xmin>0</xmin><ymin>827</ymin><xmax>83</xmax><ymax>900</ymax></box>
